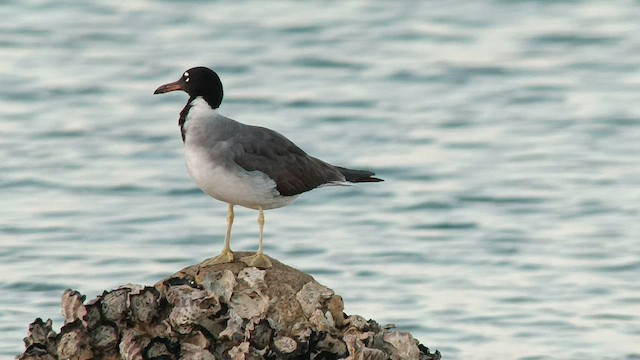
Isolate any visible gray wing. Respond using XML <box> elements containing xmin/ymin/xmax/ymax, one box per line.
<box><xmin>230</xmin><ymin>124</ymin><xmax>346</xmax><ymax>197</ymax></box>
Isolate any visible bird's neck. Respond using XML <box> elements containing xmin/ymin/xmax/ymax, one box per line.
<box><xmin>179</xmin><ymin>96</ymin><xmax>218</xmax><ymax>143</ymax></box>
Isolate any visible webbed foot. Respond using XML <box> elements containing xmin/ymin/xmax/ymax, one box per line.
<box><xmin>240</xmin><ymin>253</ymin><xmax>272</xmax><ymax>269</ymax></box>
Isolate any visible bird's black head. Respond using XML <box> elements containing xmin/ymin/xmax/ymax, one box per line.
<box><xmin>154</xmin><ymin>66</ymin><xmax>224</xmax><ymax>109</ymax></box>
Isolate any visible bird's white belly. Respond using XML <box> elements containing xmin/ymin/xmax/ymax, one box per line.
<box><xmin>184</xmin><ymin>145</ymin><xmax>296</xmax><ymax>210</ymax></box>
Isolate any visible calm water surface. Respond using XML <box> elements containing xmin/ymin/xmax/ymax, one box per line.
<box><xmin>1</xmin><ymin>1</ymin><xmax>639</xmax><ymax>359</ymax></box>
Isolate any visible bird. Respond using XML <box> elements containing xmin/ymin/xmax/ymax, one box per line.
<box><xmin>154</xmin><ymin>66</ymin><xmax>383</xmax><ymax>269</ymax></box>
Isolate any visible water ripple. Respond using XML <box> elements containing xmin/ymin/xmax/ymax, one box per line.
<box><xmin>2</xmin><ymin>1</ymin><xmax>640</xmax><ymax>359</ymax></box>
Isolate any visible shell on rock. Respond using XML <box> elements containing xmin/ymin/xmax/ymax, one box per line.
<box><xmin>383</xmin><ymin>330</ymin><xmax>421</xmax><ymax>360</ymax></box>
<box><xmin>237</xmin><ymin>267</ymin><xmax>266</xmax><ymax>288</ymax></box>
<box><xmin>61</xmin><ymin>289</ymin><xmax>87</xmax><ymax>325</ymax></box>
<box><xmin>17</xmin><ymin>344</ymin><xmax>56</xmax><ymax>360</ymax></box>
<box><xmin>23</xmin><ymin>318</ymin><xmax>56</xmax><ymax>348</ymax></box>
<box><xmin>18</xmin><ymin>318</ymin><xmax>58</xmax><ymax>360</ymax></box>
<box><xmin>229</xmin><ymin>287</ymin><xmax>269</xmax><ymax>321</ymax></box>
<box><xmin>343</xmin><ymin>326</ymin><xmax>374</xmax><ymax>355</ymax></box>
<box><xmin>272</xmin><ymin>336</ymin><xmax>297</xmax><ymax>356</ymax></box>
<box><xmin>83</xmin><ymin>299</ymin><xmax>102</xmax><ymax>330</ymax></box>
<box><xmin>295</xmin><ymin>282</ymin><xmax>335</xmax><ymax>317</ymax></box>
<box><xmin>200</xmin><ymin>269</ymin><xmax>236</xmax><ymax>302</ymax></box>
<box><xmin>129</xmin><ymin>286</ymin><xmax>161</xmax><ymax>323</ymax></box>
<box><xmin>219</xmin><ymin>307</ymin><xmax>244</xmax><ymax>341</ymax></box>
<box><xmin>212</xmin><ymin>267</ymin><xmax>271</xmax><ymax>343</ymax></box>
<box><xmin>344</xmin><ymin>314</ymin><xmax>369</xmax><ymax>331</ymax></box>
<box><xmin>143</xmin><ymin>337</ymin><xmax>176</xmax><ymax>359</ymax></box>
<box><xmin>360</xmin><ymin>348</ymin><xmax>388</xmax><ymax>360</ymax></box>
<box><xmin>132</xmin><ymin>319</ymin><xmax>171</xmax><ymax>339</ymax></box>
<box><xmin>180</xmin><ymin>343</ymin><xmax>216</xmax><ymax>360</ymax></box>
<box><xmin>101</xmin><ymin>288</ymin><xmax>130</xmax><ymax>324</ymax></box>
<box><xmin>248</xmin><ymin>320</ymin><xmax>272</xmax><ymax>350</ymax></box>
<box><xmin>325</xmin><ymin>294</ymin><xmax>345</xmax><ymax>327</ymax></box>
<box><xmin>56</xmin><ymin>319</ymin><xmax>93</xmax><ymax>360</ymax></box>
<box><xmin>166</xmin><ymin>285</ymin><xmax>218</xmax><ymax>335</ymax></box>
<box><xmin>308</xmin><ymin>309</ymin><xmax>335</xmax><ymax>333</ymax></box>
<box><xmin>227</xmin><ymin>341</ymin><xmax>250</xmax><ymax>360</ymax></box>
<box><xmin>118</xmin><ymin>329</ymin><xmax>146</xmax><ymax>360</ymax></box>
<box><xmin>89</xmin><ymin>322</ymin><xmax>118</xmax><ymax>352</ymax></box>
<box><xmin>165</xmin><ymin>284</ymin><xmax>210</xmax><ymax>304</ymax></box>
<box><xmin>314</xmin><ymin>332</ymin><xmax>348</xmax><ymax>357</ymax></box>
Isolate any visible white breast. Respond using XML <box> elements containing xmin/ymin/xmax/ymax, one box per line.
<box><xmin>182</xmin><ymin>97</ymin><xmax>297</xmax><ymax>210</ymax></box>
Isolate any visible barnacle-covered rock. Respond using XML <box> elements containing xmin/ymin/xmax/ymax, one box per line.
<box><xmin>17</xmin><ymin>252</ymin><xmax>441</xmax><ymax>359</ymax></box>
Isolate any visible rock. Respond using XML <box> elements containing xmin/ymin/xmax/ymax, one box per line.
<box><xmin>17</xmin><ymin>252</ymin><xmax>441</xmax><ymax>360</ymax></box>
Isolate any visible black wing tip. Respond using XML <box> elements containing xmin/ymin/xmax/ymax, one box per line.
<box><xmin>336</xmin><ymin>167</ymin><xmax>384</xmax><ymax>183</ymax></box>
<box><xmin>353</xmin><ymin>176</ymin><xmax>384</xmax><ymax>183</ymax></box>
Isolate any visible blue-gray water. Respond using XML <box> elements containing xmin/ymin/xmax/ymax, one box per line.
<box><xmin>2</xmin><ymin>1</ymin><xmax>639</xmax><ymax>359</ymax></box>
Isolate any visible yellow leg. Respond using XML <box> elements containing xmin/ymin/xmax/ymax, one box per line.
<box><xmin>241</xmin><ymin>207</ymin><xmax>272</xmax><ymax>269</ymax></box>
<box><xmin>257</xmin><ymin>208</ymin><xmax>264</xmax><ymax>255</ymax></box>
<box><xmin>204</xmin><ymin>204</ymin><xmax>235</xmax><ymax>266</ymax></box>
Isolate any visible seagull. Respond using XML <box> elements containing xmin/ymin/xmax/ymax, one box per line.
<box><xmin>154</xmin><ymin>66</ymin><xmax>383</xmax><ymax>269</ymax></box>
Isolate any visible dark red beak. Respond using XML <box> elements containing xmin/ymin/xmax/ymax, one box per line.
<box><xmin>154</xmin><ymin>80</ymin><xmax>184</xmax><ymax>94</ymax></box>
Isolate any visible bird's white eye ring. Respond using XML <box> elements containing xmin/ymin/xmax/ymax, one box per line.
<box><xmin>184</xmin><ymin>72</ymin><xmax>190</xmax><ymax>82</ymax></box>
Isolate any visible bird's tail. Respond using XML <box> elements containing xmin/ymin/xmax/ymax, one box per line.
<box><xmin>336</xmin><ymin>166</ymin><xmax>384</xmax><ymax>183</ymax></box>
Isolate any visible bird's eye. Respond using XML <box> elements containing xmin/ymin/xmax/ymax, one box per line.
<box><xmin>184</xmin><ymin>72</ymin><xmax>190</xmax><ymax>82</ymax></box>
